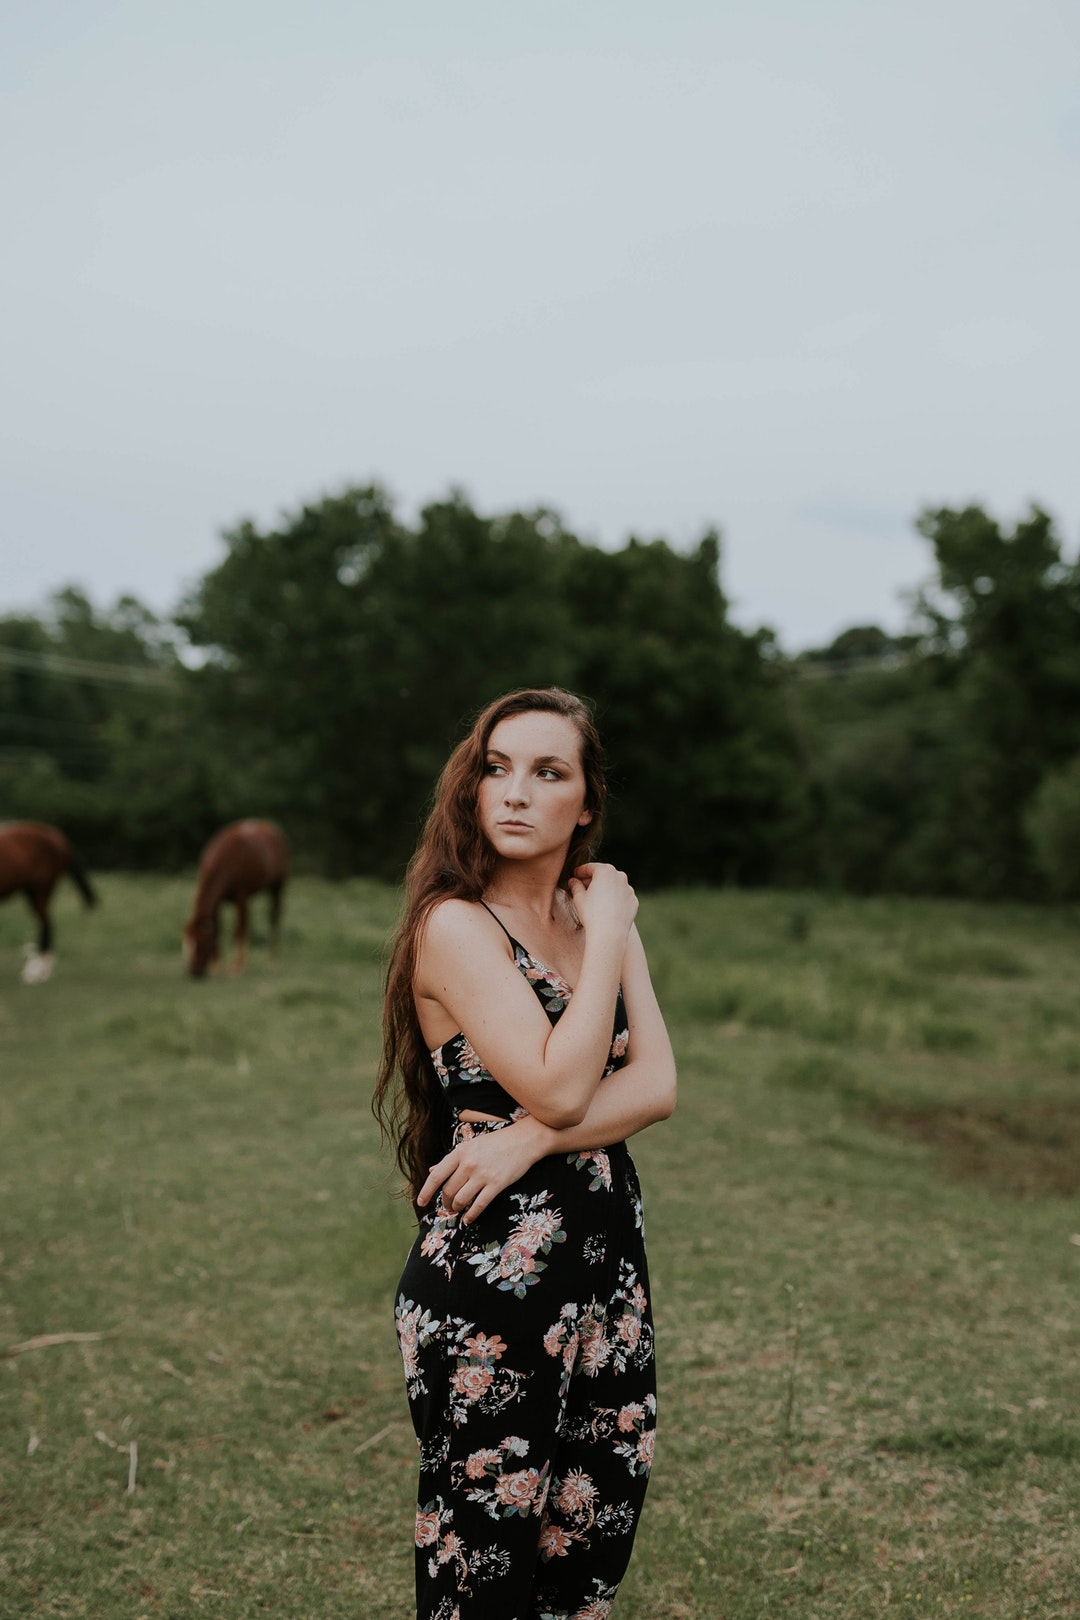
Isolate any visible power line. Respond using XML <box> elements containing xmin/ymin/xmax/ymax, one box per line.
<box><xmin>0</xmin><ymin>713</ymin><xmax>109</xmax><ymax>736</ymax></box>
<box><xmin>0</xmin><ymin>644</ymin><xmax>176</xmax><ymax>688</ymax></box>
<box><xmin>0</xmin><ymin>745</ymin><xmax>102</xmax><ymax>763</ymax></box>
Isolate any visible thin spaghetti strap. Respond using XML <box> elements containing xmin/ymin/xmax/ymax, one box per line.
<box><xmin>479</xmin><ymin>899</ymin><xmax>517</xmax><ymax>946</ymax></box>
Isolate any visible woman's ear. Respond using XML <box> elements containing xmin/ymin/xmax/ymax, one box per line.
<box><xmin>577</xmin><ymin>808</ymin><xmax>594</xmax><ymax>827</ymax></box>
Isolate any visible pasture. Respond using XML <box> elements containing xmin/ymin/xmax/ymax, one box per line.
<box><xmin>1</xmin><ymin>876</ymin><xmax>1079</xmax><ymax>1619</ymax></box>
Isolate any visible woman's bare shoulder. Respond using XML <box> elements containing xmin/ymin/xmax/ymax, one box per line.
<box><xmin>420</xmin><ymin>899</ymin><xmax>505</xmax><ymax>956</ymax></box>
<box><xmin>415</xmin><ymin>899</ymin><xmax>523</xmax><ymax>1010</ymax></box>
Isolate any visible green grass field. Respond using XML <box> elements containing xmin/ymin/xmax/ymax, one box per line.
<box><xmin>1</xmin><ymin>877</ymin><xmax>1079</xmax><ymax>1619</ymax></box>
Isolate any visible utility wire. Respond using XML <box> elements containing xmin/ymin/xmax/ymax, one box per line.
<box><xmin>0</xmin><ymin>713</ymin><xmax>110</xmax><ymax>736</ymax></box>
<box><xmin>0</xmin><ymin>644</ymin><xmax>176</xmax><ymax>688</ymax></box>
<box><xmin>0</xmin><ymin>638</ymin><xmax>914</xmax><ymax>689</ymax></box>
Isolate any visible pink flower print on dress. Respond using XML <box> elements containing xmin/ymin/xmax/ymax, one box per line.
<box><xmin>541</xmin><ymin>1301</ymin><xmax>587</xmax><ymax>1401</ymax></box>
<box><xmin>430</xmin><ymin>1050</ymin><xmax>450</xmax><ymax>1085</ymax></box>
<box><xmin>465</xmin><ymin>1191</ymin><xmax>566</xmax><ymax>1297</ymax></box>
<box><xmin>442</xmin><ymin>1316</ymin><xmax>530</xmax><ymax>1423</ymax></box>
<box><xmin>463</xmin><ymin>1446</ymin><xmax>502</xmax><ymax>1480</ymax></box>
<box><xmin>570</xmin><ymin>1149</ymin><xmax>613</xmax><ymax>1191</ymax></box>
<box><xmin>617</xmin><ymin>1402</ymin><xmax>645</xmax><ymax>1433</ymax></box>
<box><xmin>457</xmin><ymin>1036</ymin><xmax>487</xmax><ymax>1076</ymax></box>
<box><xmin>555</xmin><ymin>1469</ymin><xmax>598</xmax><ymax>1515</ymax></box>
<box><xmin>420</xmin><ymin>1216</ymin><xmax>455</xmax><ymax>1265</ymax></box>
<box><xmin>520</xmin><ymin>953</ymin><xmax>570</xmax><ymax>990</ymax></box>
<box><xmin>515</xmin><ymin>947</ymin><xmax>572</xmax><ymax>1012</ymax></box>
<box><xmin>538</xmin><ymin>1522</ymin><xmax>573</xmax><ymax>1560</ymax></box>
<box><xmin>398</xmin><ymin>1321</ymin><xmax>418</xmax><ymax>1380</ymax></box>
<box><xmin>493</xmin><ymin>1466</ymin><xmax>544</xmax><ymax>1516</ymax></box>
<box><xmin>579</xmin><ymin>1314</ymin><xmax>612</xmax><ymax>1376</ymax></box>
<box><xmin>436</xmin><ymin>1528</ymin><xmax>466</xmax><ymax>1569</ymax></box>
<box><xmin>610</xmin><ymin>1029</ymin><xmax>629</xmax><ymax>1060</ymax></box>
<box><xmin>449</xmin><ymin>1439</ymin><xmax>549</xmax><ymax>1526</ymax></box>
<box><xmin>617</xmin><ymin>1310</ymin><xmax>642</xmax><ymax>1354</ymax></box>
<box><xmin>415</xmin><ymin>1507</ymin><xmax>440</xmax><ymax>1547</ymax></box>
<box><xmin>498</xmin><ymin>1242</ymin><xmax>534</xmax><ymax>1281</ymax></box>
<box><xmin>606</xmin><ymin>1396</ymin><xmax>656</xmax><ymax>1476</ymax></box>
<box><xmin>395</xmin><ymin>1296</ymin><xmax>440</xmax><ymax>1398</ymax></box>
<box><xmin>462</xmin><ymin>1332</ymin><xmax>506</xmax><ymax>1361</ymax></box>
<box><xmin>597</xmin><ymin>1261</ymin><xmax>653</xmax><ymax>1375</ymax></box>
<box><xmin>451</xmin><ymin>1363</ymin><xmax>494</xmax><ymax>1404</ymax></box>
<box><xmin>516</xmin><ymin>1208</ymin><xmax>560</xmax><ymax>1247</ymax></box>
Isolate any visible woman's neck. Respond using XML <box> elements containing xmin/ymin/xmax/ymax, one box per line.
<box><xmin>484</xmin><ymin>857</ymin><xmax>568</xmax><ymax>928</ymax></box>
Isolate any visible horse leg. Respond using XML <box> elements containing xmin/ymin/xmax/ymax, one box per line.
<box><xmin>20</xmin><ymin>889</ymin><xmax>55</xmax><ymax>984</ymax></box>
<box><xmin>232</xmin><ymin>898</ymin><xmax>249</xmax><ymax>975</ymax></box>
<box><xmin>268</xmin><ymin>884</ymin><xmax>283</xmax><ymax>967</ymax></box>
<box><xmin>34</xmin><ymin>891</ymin><xmax>52</xmax><ymax>954</ymax></box>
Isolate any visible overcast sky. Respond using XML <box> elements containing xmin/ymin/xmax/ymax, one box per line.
<box><xmin>2</xmin><ymin>0</ymin><xmax>1078</xmax><ymax>650</ymax></box>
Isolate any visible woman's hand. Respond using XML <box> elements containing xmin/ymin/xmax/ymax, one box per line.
<box><xmin>417</xmin><ymin>1117</ymin><xmax>553</xmax><ymax>1224</ymax></box>
<box><xmin>567</xmin><ymin>862</ymin><xmax>638</xmax><ymax>938</ymax></box>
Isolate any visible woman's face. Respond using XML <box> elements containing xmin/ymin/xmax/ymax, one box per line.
<box><xmin>478</xmin><ymin>710</ymin><xmax>592</xmax><ymax>864</ymax></box>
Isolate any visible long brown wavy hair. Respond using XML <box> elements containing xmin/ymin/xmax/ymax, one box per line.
<box><xmin>374</xmin><ymin>687</ymin><xmax>607</xmax><ymax>1208</ymax></box>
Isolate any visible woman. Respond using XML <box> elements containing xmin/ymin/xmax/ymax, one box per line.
<box><xmin>376</xmin><ymin>687</ymin><xmax>676</xmax><ymax>1620</ymax></box>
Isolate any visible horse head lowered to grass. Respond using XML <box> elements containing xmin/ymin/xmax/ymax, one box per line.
<box><xmin>0</xmin><ymin>821</ymin><xmax>98</xmax><ymax>983</ymax></box>
<box><xmin>183</xmin><ymin>819</ymin><xmax>289</xmax><ymax>979</ymax></box>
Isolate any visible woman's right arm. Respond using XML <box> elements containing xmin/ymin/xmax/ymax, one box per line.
<box><xmin>417</xmin><ymin>865</ymin><xmax>638</xmax><ymax>1130</ymax></box>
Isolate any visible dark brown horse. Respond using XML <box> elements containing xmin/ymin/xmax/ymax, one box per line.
<box><xmin>0</xmin><ymin>822</ymin><xmax>98</xmax><ymax>983</ymax></box>
<box><xmin>183</xmin><ymin>820</ymin><xmax>289</xmax><ymax>978</ymax></box>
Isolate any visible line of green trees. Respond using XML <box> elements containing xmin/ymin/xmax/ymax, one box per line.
<box><xmin>2</xmin><ymin>488</ymin><xmax>1079</xmax><ymax>898</ymax></box>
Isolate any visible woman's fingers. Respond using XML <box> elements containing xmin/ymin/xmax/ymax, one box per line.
<box><xmin>460</xmin><ymin>1183</ymin><xmax>496</xmax><ymax>1224</ymax></box>
<box><xmin>440</xmin><ymin>1169</ymin><xmax>469</xmax><ymax>1210</ymax></box>
<box><xmin>417</xmin><ymin>1148</ymin><xmax>460</xmax><ymax>1207</ymax></box>
<box><xmin>570</xmin><ymin>861</ymin><xmax>638</xmax><ymax>932</ymax></box>
<box><xmin>439</xmin><ymin>1156</ymin><xmax>486</xmax><ymax>1211</ymax></box>
<box><xmin>451</xmin><ymin>1177</ymin><xmax>481</xmax><ymax>1214</ymax></box>
<box><xmin>423</xmin><ymin>1124</ymin><xmax>541</xmax><ymax>1220</ymax></box>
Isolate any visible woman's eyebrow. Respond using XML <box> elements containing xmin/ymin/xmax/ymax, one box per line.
<box><xmin>485</xmin><ymin>749</ymin><xmax>573</xmax><ymax>768</ymax></box>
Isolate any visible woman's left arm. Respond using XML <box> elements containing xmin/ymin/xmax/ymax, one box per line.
<box><xmin>418</xmin><ymin>926</ymin><xmax>675</xmax><ymax>1222</ymax></box>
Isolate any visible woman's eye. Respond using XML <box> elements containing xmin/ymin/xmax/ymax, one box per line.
<box><xmin>538</xmin><ymin>768</ymin><xmax>562</xmax><ymax>781</ymax></box>
<box><xmin>485</xmin><ymin>762</ymin><xmax>507</xmax><ymax>776</ymax></box>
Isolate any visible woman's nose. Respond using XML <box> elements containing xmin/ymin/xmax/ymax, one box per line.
<box><xmin>504</xmin><ymin>776</ymin><xmax>529</xmax><ymax>806</ymax></box>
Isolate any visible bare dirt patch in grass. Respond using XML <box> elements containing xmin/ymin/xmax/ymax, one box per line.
<box><xmin>875</xmin><ymin>1097</ymin><xmax>1080</xmax><ymax>1198</ymax></box>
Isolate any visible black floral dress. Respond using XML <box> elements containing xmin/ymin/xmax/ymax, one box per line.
<box><xmin>394</xmin><ymin>923</ymin><xmax>656</xmax><ymax>1620</ymax></box>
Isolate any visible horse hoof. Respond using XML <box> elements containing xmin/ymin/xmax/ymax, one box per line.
<box><xmin>21</xmin><ymin>952</ymin><xmax>55</xmax><ymax>985</ymax></box>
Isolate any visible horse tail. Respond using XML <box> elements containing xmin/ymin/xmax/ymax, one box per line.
<box><xmin>67</xmin><ymin>847</ymin><xmax>98</xmax><ymax>909</ymax></box>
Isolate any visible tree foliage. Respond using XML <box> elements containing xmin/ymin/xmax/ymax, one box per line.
<box><xmin>0</xmin><ymin>588</ymin><xmax>223</xmax><ymax>868</ymax></box>
<box><xmin>913</xmin><ymin>504</ymin><xmax>1080</xmax><ymax>895</ymax></box>
<box><xmin>3</xmin><ymin>492</ymin><xmax>1077</xmax><ymax>900</ymax></box>
<box><xmin>796</xmin><ymin>503</ymin><xmax>1080</xmax><ymax>898</ymax></box>
<box><xmin>178</xmin><ymin>488</ymin><xmax>805</xmax><ymax>883</ymax></box>
<box><xmin>1026</xmin><ymin>755</ymin><xmax>1080</xmax><ymax>900</ymax></box>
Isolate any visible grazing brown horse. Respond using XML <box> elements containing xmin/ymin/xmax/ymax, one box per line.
<box><xmin>184</xmin><ymin>820</ymin><xmax>289</xmax><ymax>978</ymax></box>
<box><xmin>0</xmin><ymin>822</ymin><xmax>98</xmax><ymax>983</ymax></box>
